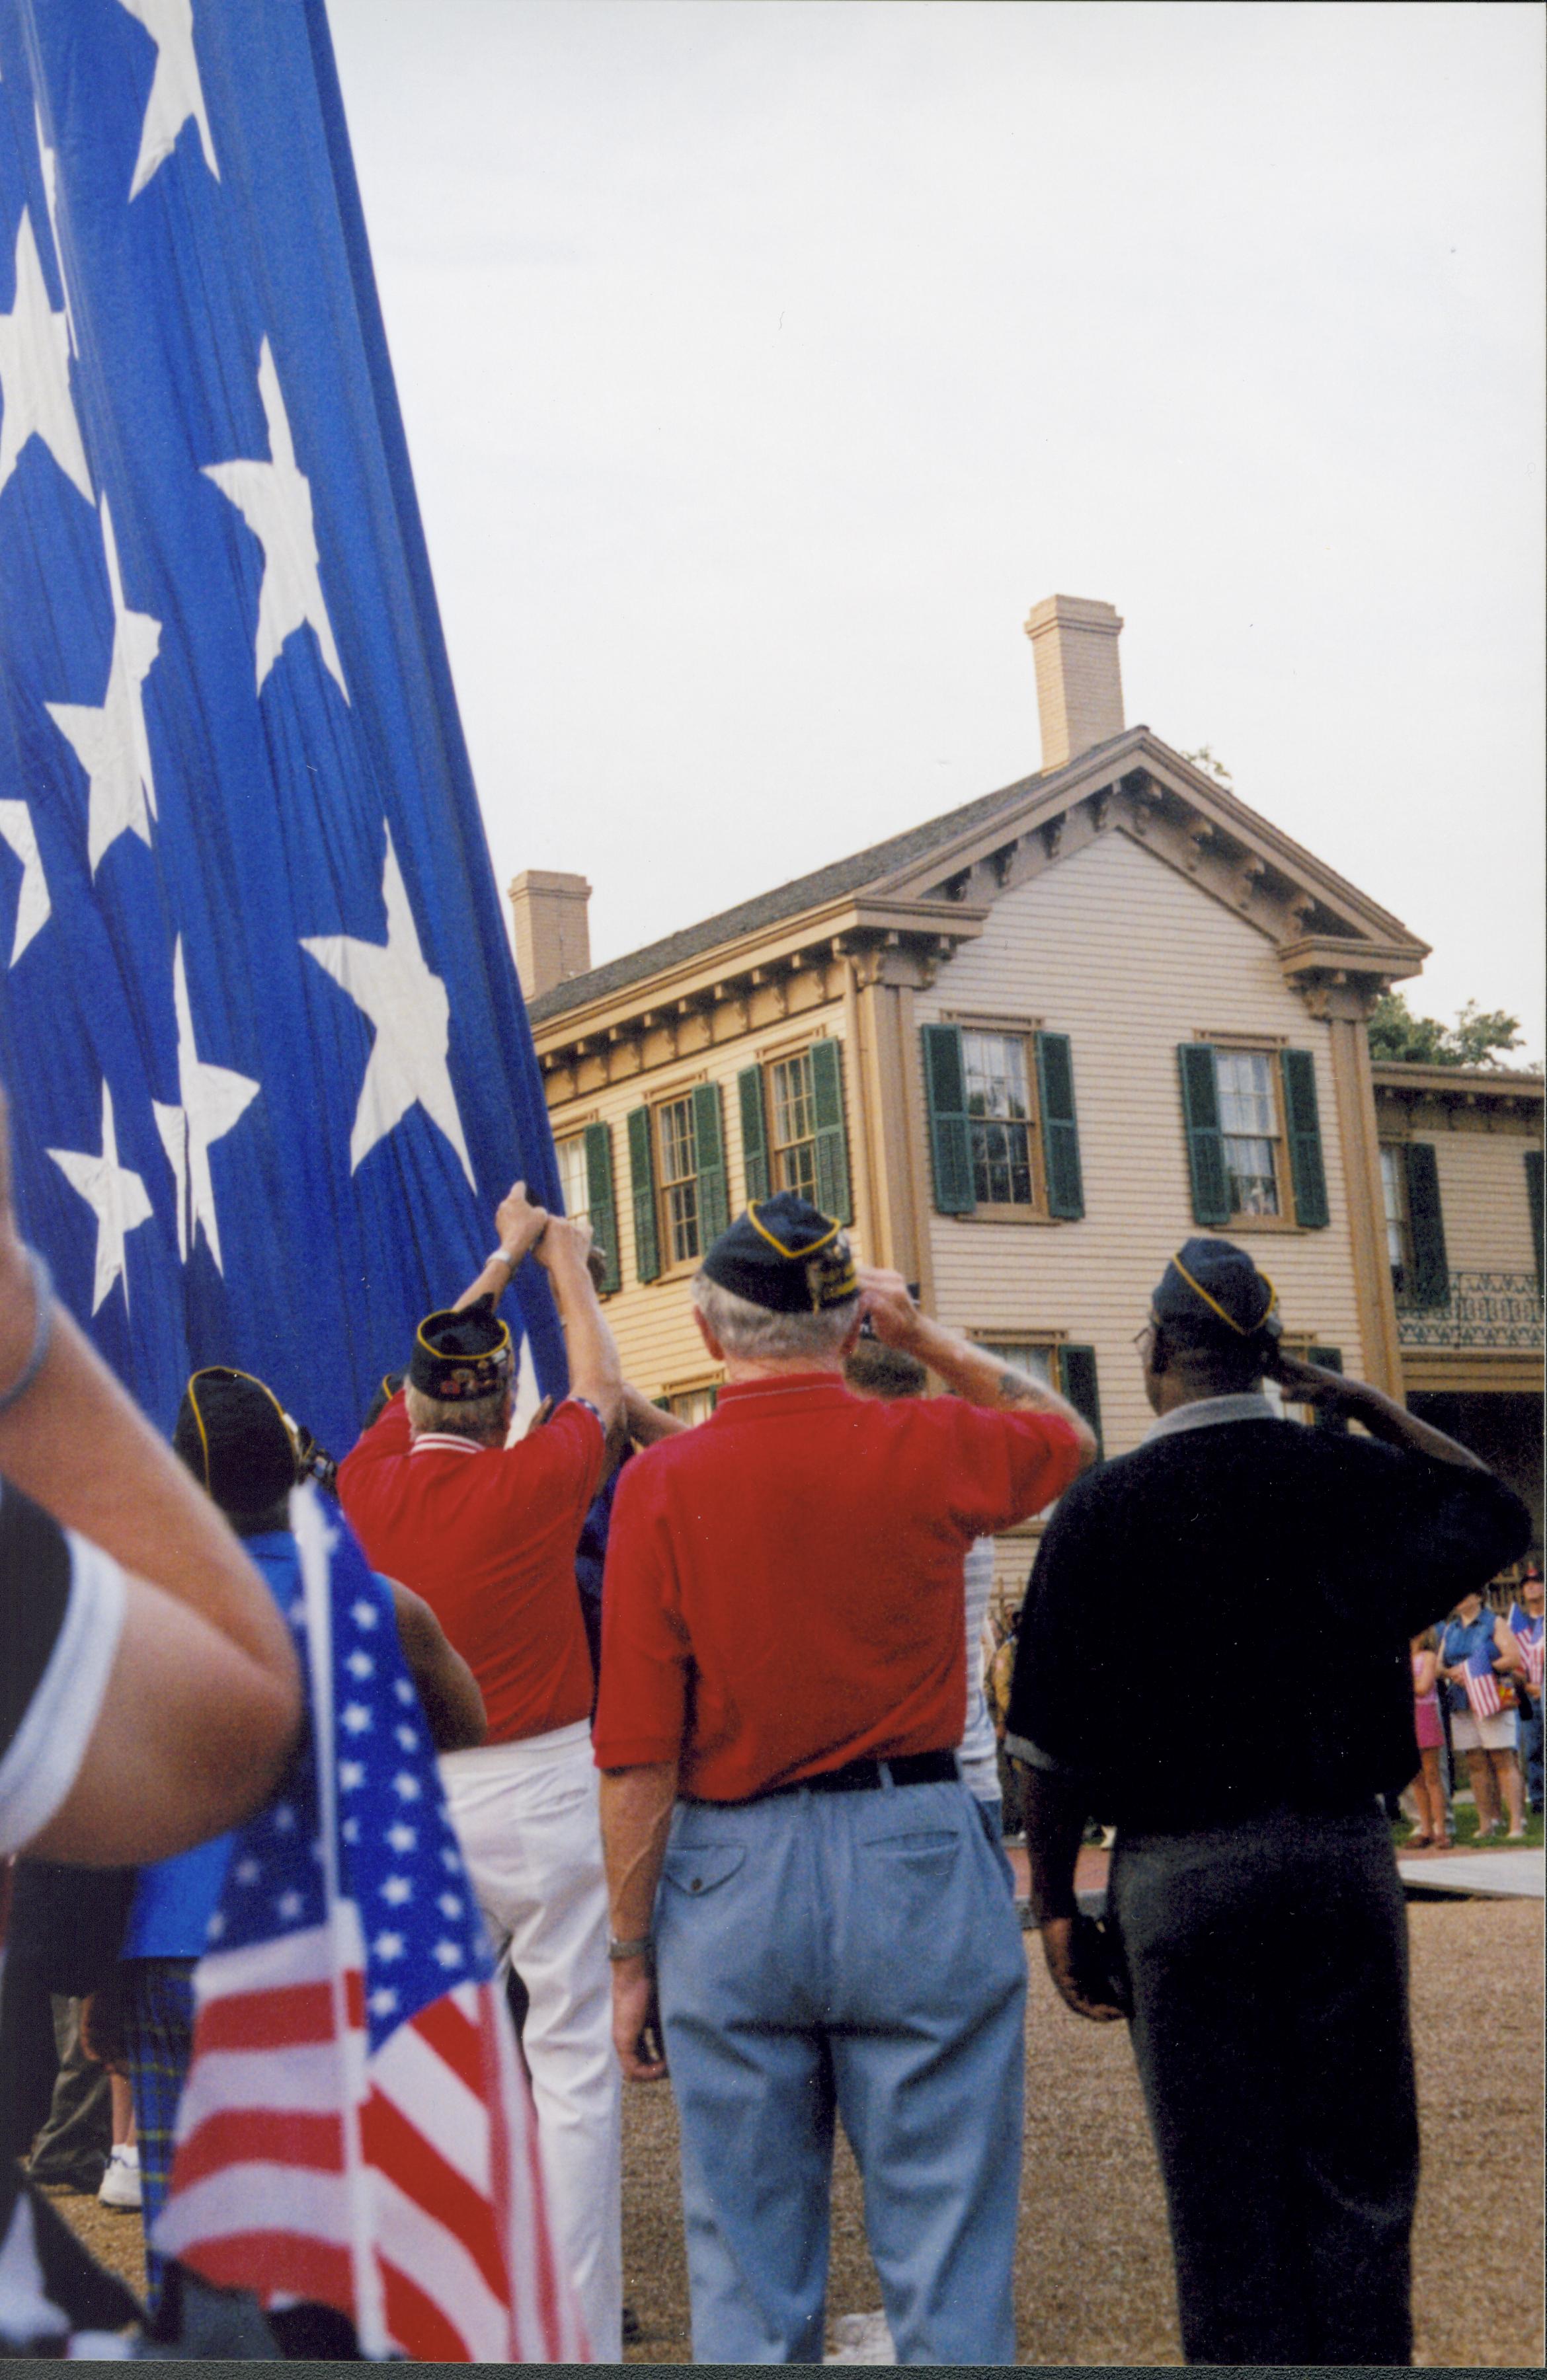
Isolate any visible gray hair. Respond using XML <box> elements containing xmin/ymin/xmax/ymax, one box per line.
<box><xmin>405</xmin><ymin>1381</ymin><xmax>510</xmax><ymax>1443</ymax></box>
<box><xmin>692</xmin><ymin>1272</ymin><xmax>859</xmax><ymax>1362</ymax></box>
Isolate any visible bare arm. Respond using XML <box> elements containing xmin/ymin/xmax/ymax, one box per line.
<box><xmin>622</xmin><ymin>1385</ymin><xmax>692</xmax><ymax>1447</ymax></box>
<box><xmin>599</xmin><ymin>1759</ymin><xmax>678</xmax><ymax>2081</ymax></box>
<box><xmin>859</xmin><ymin>1268</ymin><xmax>1097</xmax><ymax>1467</ymax></box>
<box><xmin>384</xmin><ymin>1578</ymin><xmax>487</xmax><ymax>1751</ymax></box>
<box><xmin>1268</xmin><ymin>1350</ymin><xmax>1489</xmax><ymax>1471</ymax></box>
<box><xmin>0</xmin><ymin>1100</ymin><xmax>299</xmax><ymax>1861</ymax></box>
<box><xmin>451</xmin><ymin>1179</ymin><xmax>551</xmax><ymax>1313</ymax></box>
<box><xmin>535</xmin><ymin>1216</ymin><xmax>623</xmax><ymax>1436</ymax></box>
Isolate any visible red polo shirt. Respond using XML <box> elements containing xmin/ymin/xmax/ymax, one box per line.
<box><xmin>592</xmin><ymin>1374</ymin><xmax>1082</xmax><ymax>1801</ymax></box>
<box><xmin>337</xmin><ymin>1392</ymin><xmax>604</xmax><ymax>1745</ymax></box>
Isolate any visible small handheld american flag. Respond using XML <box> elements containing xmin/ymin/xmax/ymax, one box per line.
<box><xmin>1462</xmin><ymin>1644</ymin><xmax>1504</xmax><ymax>1723</ymax></box>
<box><xmin>154</xmin><ymin>1486</ymin><xmax>586</xmax><ymax>2361</ymax></box>
<box><xmin>1509</xmin><ymin>1608</ymin><xmax>1544</xmax><ymax>1697</ymax></box>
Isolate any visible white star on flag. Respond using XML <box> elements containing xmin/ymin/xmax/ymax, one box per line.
<box><xmin>47</xmin><ymin>1079</ymin><xmax>154</xmax><ymax>1314</ymax></box>
<box><xmin>0</xmin><ymin>802</ymin><xmax>51</xmax><ymax>964</ymax></box>
<box><xmin>301</xmin><ymin>825</ymin><xmax>476</xmax><ymax>1190</ymax></box>
<box><xmin>151</xmin><ymin>937</ymin><xmax>259</xmax><ymax>1271</ymax></box>
<box><xmin>33</xmin><ymin>105</ymin><xmax>77</xmax><ymax>360</ymax></box>
<box><xmin>0</xmin><ymin>208</ymin><xmax>91</xmax><ymax>503</ymax></box>
<box><xmin>117</xmin><ymin>0</ymin><xmax>220</xmax><ymax>200</ymax></box>
<box><xmin>46</xmin><ymin>495</ymin><xmax>161</xmax><ymax>877</ymax></box>
<box><xmin>203</xmin><ymin>336</ymin><xmax>346</xmax><ymax>700</ymax></box>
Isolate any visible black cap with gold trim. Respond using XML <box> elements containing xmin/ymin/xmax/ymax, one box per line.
<box><xmin>1152</xmin><ymin>1236</ymin><xmax>1281</xmax><ymax>1346</ymax></box>
<box><xmin>173</xmin><ymin>1365</ymin><xmax>299</xmax><ymax>1517</ymax></box>
<box><xmin>408</xmin><ymin>1301</ymin><xmax>514</xmax><ymax>1402</ymax></box>
<box><xmin>701</xmin><ymin>1192</ymin><xmax>859</xmax><ymax>1315</ymax></box>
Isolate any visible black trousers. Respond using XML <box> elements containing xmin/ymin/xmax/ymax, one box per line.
<box><xmin>1109</xmin><ymin>1804</ymin><xmax>1417</xmax><ymax>2367</ymax></box>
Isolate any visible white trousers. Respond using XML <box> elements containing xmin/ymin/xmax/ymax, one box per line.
<box><xmin>441</xmin><ymin>1722</ymin><xmax>622</xmax><ymax>2360</ymax></box>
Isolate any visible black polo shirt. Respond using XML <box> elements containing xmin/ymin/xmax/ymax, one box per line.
<box><xmin>1006</xmin><ymin>1397</ymin><xmax>1531</xmax><ymax>1834</ymax></box>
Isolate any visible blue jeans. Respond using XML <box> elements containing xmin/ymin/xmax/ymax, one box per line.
<box><xmin>654</xmin><ymin>1776</ymin><xmax>1027</xmax><ymax>2363</ymax></box>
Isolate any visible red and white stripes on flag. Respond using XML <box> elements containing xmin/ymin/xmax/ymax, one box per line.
<box><xmin>1462</xmin><ymin>1647</ymin><xmax>1504</xmax><ymax>1722</ymax></box>
<box><xmin>153</xmin><ymin>1488</ymin><xmax>587</xmax><ymax>2362</ymax></box>
<box><xmin>156</xmin><ymin>1920</ymin><xmax>578</xmax><ymax>2361</ymax></box>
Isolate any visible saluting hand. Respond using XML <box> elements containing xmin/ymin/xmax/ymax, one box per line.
<box><xmin>856</xmin><ymin>1266</ymin><xmax>922</xmax><ymax>1350</ymax></box>
<box><xmin>494</xmin><ymin>1180</ymin><xmax>549</xmax><ymax>1265</ymax></box>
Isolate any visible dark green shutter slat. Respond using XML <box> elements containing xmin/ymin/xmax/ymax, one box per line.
<box><xmin>1177</xmin><ymin>1044</ymin><xmax>1230</xmax><ymax>1225</ymax></box>
<box><xmin>1059</xmin><ymin>1346</ymin><xmax>1103</xmax><ymax>1461</ymax></box>
<box><xmin>1403</xmin><ymin>1143</ymin><xmax>1448</xmax><ymax>1308</ymax></box>
<box><xmin>1034</xmin><ymin>1031</ymin><xmax>1084</xmax><ymax>1220</ymax></box>
<box><xmin>922</xmin><ymin>1023</ymin><xmax>973</xmax><ymax>1214</ymax></box>
<box><xmin>626</xmin><ymin>1104</ymin><xmax>659</xmax><ymax>1284</ymax></box>
<box><xmin>810</xmin><ymin>1038</ymin><xmax>852</xmax><ymax>1224</ymax></box>
<box><xmin>738</xmin><ymin>1066</ymin><xmax>770</xmax><ymax>1205</ymax></box>
<box><xmin>692</xmin><ymin>1082</ymin><xmax>730</xmax><ymax>1247</ymax></box>
<box><xmin>583</xmin><ymin>1122</ymin><xmax>620</xmax><ymax>1295</ymax></box>
<box><xmin>1281</xmin><ymin>1049</ymin><xmax>1329</xmax><ymax>1229</ymax></box>
<box><xmin>1526</xmin><ymin>1150</ymin><xmax>1544</xmax><ymax>1295</ymax></box>
<box><xmin>1306</xmin><ymin>1344</ymin><xmax>1346</xmax><ymax>1433</ymax></box>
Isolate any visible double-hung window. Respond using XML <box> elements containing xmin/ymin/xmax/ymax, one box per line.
<box><xmin>738</xmin><ymin>1040</ymin><xmax>852</xmax><ymax>1221</ymax></box>
<box><xmin>921</xmin><ymin>1023</ymin><xmax>1084</xmax><ymax>1221</ymax></box>
<box><xmin>625</xmin><ymin>1085</ymin><xmax>731</xmax><ymax>1284</ymax></box>
<box><xmin>963</xmin><ymin>1031</ymin><xmax>1038</xmax><ymax>1208</ymax></box>
<box><xmin>1177</xmin><ymin>1042</ymin><xmax>1329</xmax><ymax>1231</ymax></box>
<box><xmin>551</xmin><ymin>1124</ymin><xmax>620</xmax><ymax>1293</ymax></box>
<box><xmin>657</xmin><ymin>1095</ymin><xmax>701</xmax><ymax>1268</ymax></box>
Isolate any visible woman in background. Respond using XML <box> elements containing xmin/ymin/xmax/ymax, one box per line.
<box><xmin>1406</xmin><ymin>1629</ymin><xmax>1449</xmax><ymax>1849</ymax></box>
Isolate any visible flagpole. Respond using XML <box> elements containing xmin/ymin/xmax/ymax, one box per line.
<box><xmin>293</xmin><ymin>1485</ymin><xmax>389</xmax><ymax>2358</ymax></box>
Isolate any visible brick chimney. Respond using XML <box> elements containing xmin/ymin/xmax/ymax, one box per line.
<box><xmin>507</xmin><ymin>870</ymin><xmax>592</xmax><ymax>999</ymax></box>
<box><xmin>1023</xmin><ymin>595</ymin><xmax>1125</xmax><ymax>771</ymax></box>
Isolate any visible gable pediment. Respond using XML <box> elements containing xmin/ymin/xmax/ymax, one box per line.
<box><xmin>875</xmin><ymin>730</ymin><xmax>1427</xmax><ymax>983</ymax></box>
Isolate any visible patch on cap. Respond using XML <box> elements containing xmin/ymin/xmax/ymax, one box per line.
<box><xmin>408</xmin><ymin>1302</ymin><xmax>514</xmax><ymax>1401</ymax></box>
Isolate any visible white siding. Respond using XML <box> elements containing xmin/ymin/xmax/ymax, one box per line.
<box><xmin>916</xmin><ymin>828</ymin><xmax>1370</xmax><ymax>1463</ymax></box>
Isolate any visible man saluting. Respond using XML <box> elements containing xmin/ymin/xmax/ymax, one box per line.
<box><xmin>594</xmin><ymin>1192</ymin><xmax>1095</xmax><ymax>2365</ymax></box>
<box><xmin>1008</xmin><ymin>1237</ymin><xmax>1530</xmax><ymax>2369</ymax></box>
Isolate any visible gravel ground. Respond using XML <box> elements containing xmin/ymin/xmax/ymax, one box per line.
<box><xmin>51</xmin><ymin>1898</ymin><xmax>1543</xmax><ymax>2365</ymax></box>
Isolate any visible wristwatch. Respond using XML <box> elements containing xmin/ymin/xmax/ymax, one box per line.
<box><xmin>607</xmin><ymin>1936</ymin><xmax>654</xmax><ymax>1964</ymax></box>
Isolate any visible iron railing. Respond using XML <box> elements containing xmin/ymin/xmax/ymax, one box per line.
<box><xmin>1396</xmin><ymin>1270</ymin><xmax>1544</xmax><ymax>1351</ymax></box>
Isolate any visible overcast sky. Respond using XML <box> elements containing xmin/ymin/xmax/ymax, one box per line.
<box><xmin>327</xmin><ymin>0</ymin><xmax>1543</xmax><ymax>1057</ymax></box>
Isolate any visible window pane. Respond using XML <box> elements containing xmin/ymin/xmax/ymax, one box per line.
<box><xmin>657</xmin><ymin>1098</ymin><xmax>700</xmax><ymax>1264</ymax></box>
<box><xmin>1379</xmin><ymin>1145</ymin><xmax>1409</xmax><ymax>1278</ymax></box>
<box><xmin>1217</xmin><ymin>1052</ymin><xmax>1279</xmax><ymax>1214</ymax></box>
<box><xmin>770</xmin><ymin>1054</ymin><xmax>818</xmax><ymax>1202</ymax></box>
<box><xmin>665</xmin><ymin>1385</ymin><xmax>717</xmax><ymax>1426</ymax></box>
<box><xmin>963</xmin><ymin>1031</ymin><xmax>1034</xmax><ymax>1205</ymax></box>
<box><xmin>555</xmin><ymin>1135</ymin><xmax>590</xmax><ymax>1226</ymax></box>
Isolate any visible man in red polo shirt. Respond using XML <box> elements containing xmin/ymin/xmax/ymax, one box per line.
<box><xmin>338</xmin><ymin>1184</ymin><xmax>623</xmax><ymax>2359</ymax></box>
<box><xmin>594</xmin><ymin>1192</ymin><xmax>1094</xmax><ymax>2365</ymax></box>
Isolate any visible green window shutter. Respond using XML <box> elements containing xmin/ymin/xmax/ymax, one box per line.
<box><xmin>1526</xmin><ymin>1149</ymin><xmax>1544</xmax><ymax>1295</ymax></box>
<box><xmin>1034</xmin><ymin>1032</ymin><xmax>1084</xmax><ymax>1221</ymax></box>
<box><xmin>1402</xmin><ymin>1142</ymin><xmax>1448</xmax><ymax>1309</ymax></box>
<box><xmin>1177</xmin><ymin>1044</ymin><xmax>1230</xmax><ymax>1226</ymax></box>
<box><xmin>922</xmin><ymin>1023</ymin><xmax>973</xmax><ymax>1215</ymax></box>
<box><xmin>692</xmin><ymin>1082</ymin><xmax>730</xmax><ymax>1248</ymax></box>
<box><xmin>1058</xmin><ymin>1344</ymin><xmax>1103</xmax><ymax>1461</ymax></box>
<box><xmin>809</xmin><ymin>1038</ymin><xmax>852</xmax><ymax>1224</ymax></box>
<box><xmin>583</xmin><ymin>1122</ymin><xmax>620</xmax><ymax>1295</ymax></box>
<box><xmin>1281</xmin><ymin>1049</ymin><xmax>1329</xmax><ymax>1229</ymax></box>
<box><xmin>1306</xmin><ymin>1344</ymin><xmax>1346</xmax><ymax>1433</ymax></box>
<box><xmin>738</xmin><ymin>1065</ymin><xmax>770</xmax><ymax>1206</ymax></box>
<box><xmin>626</xmin><ymin>1105</ymin><xmax>660</xmax><ymax>1284</ymax></box>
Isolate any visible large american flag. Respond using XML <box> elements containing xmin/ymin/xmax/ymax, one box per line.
<box><xmin>1462</xmin><ymin>1644</ymin><xmax>1505</xmax><ymax>1724</ymax></box>
<box><xmin>0</xmin><ymin>0</ymin><xmax>567</xmax><ymax>1460</ymax></box>
<box><xmin>155</xmin><ymin>1488</ymin><xmax>587</xmax><ymax>2363</ymax></box>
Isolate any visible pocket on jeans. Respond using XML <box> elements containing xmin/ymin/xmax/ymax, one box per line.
<box><xmin>661</xmin><ymin>1844</ymin><xmax>747</xmax><ymax>1900</ymax></box>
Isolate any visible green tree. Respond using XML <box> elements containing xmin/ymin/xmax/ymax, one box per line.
<box><xmin>1368</xmin><ymin>992</ymin><xmax>1533</xmax><ymax>1070</ymax></box>
<box><xmin>1181</xmin><ymin>744</ymin><xmax>1233</xmax><ymax>789</ymax></box>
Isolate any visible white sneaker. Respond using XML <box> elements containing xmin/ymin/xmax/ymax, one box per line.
<box><xmin>98</xmin><ymin>2145</ymin><xmax>141</xmax><ymax>2210</ymax></box>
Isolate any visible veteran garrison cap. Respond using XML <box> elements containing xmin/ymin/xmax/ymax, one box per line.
<box><xmin>1152</xmin><ymin>1236</ymin><xmax>1281</xmax><ymax>1345</ymax></box>
<box><xmin>701</xmin><ymin>1192</ymin><xmax>859</xmax><ymax>1315</ymax></box>
<box><xmin>173</xmin><ymin>1365</ymin><xmax>299</xmax><ymax>1516</ymax></box>
<box><xmin>409</xmin><ymin>1301</ymin><xmax>514</xmax><ymax>1402</ymax></box>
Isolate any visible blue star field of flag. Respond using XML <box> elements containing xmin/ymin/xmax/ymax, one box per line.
<box><xmin>0</xmin><ymin>0</ymin><xmax>566</xmax><ymax>1457</ymax></box>
<box><xmin>209</xmin><ymin>1500</ymin><xmax>492</xmax><ymax>2055</ymax></box>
